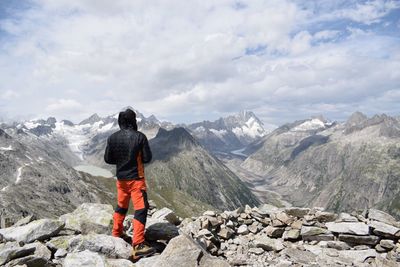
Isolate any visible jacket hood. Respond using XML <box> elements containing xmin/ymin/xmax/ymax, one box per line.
<box><xmin>118</xmin><ymin>109</ymin><xmax>138</xmax><ymax>130</ymax></box>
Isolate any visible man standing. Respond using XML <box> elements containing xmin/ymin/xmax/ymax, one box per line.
<box><xmin>104</xmin><ymin>108</ymin><xmax>155</xmax><ymax>259</ymax></box>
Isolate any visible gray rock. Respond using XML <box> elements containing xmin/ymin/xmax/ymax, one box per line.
<box><xmin>338</xmin><ymin>234</ymin><xmax>379</xmax><ymax>245</ymax></box>
<box><xmin>257</xmin><ymin>204</ymin><xmax>279</xmax><ymax>216</ymax></box>
<box><xmin>152</xmin><ymin>208</ymin><xmax>180</xmax><ymax>225</ymax></box>
<box><xmin>338</xmin><ymin>249</ymin><xmax>379</xmax><ymax>263</ymax></box>
<box><xmin>106</xmin><ymin>258</ymin><xmax>135</xmax><ymax>267</ymax></box>
<box><xmin>300</xmin><ymin>226</ymin><xmax>328</xmax><ymax>236</ymax></box>
<box><xmin>380</xmin><ymin>239</ymin><xmax>395</xmax><ymax>250</ymax></box>
<box><xmin>283</xmin><ymin>229</ymin><xmax>300</xmax><ymax>241</ymax></box>
<box><xmin>248</xmin><ymin>247</ymin><xmax>264</xmax><ymax>255</ymax></box>
<box><xmin>369</xmin><ymin>220</ymin><xmax>400</xmax><ymax>238</ymax></box>
<box><xmin>338</xmin><ymin>213</ymin><xmax>358</xmax><ymax>222</ymax></box>
<box><xmin>135</xmin><ymin>255</ymin><xmax>161</xmax><ymax>267</ymax></box>
<box><xmin>59</xmin><ymin>203</ymin><xmax>113</xmax><ymax>235</ymax></box>
<box><xmin>325</xmin><ymin>222</ymin><xmax>369</xmax><ymax>235</ymax></box>
<box><xmin>368</xmin><ymin>209</ymin><xmax>398</xmax><ymax>227</ymax></box>
<box><xmin>303</xmin><ymin>233</ymin><xmax>335</xmax><ymax>242</ymax></box>
<box><xmin>218</xmin><ymin>227</ymin><xmax>234</xmax><ymax>240</ymax></box>
<box><xmin>265</xmin><ymin>226</ymin><xmax>285</xmax><ymax>238</ymax></box>
<box><xmin>248</xmin><ymin>224</ymin><xmax>259</xmax><ymax>234</ymax></box>
<box><xmin>54</xmin><ymin>248</ymin><xmax>68</xmax><ymax>258</ymax></box>
<box><xmin>276</xmin><ymin>212</ymin><xmax>293</xmax><ymax>225</ymax></box>
<box><xmin>284</xmin><ymin>207</ymin><xmax>310</xmax><ymax>218</ymax></box>
<box><xmin>253</xmin><ymin>235</ymin><xmax>284</xmax><ymax>252</ymax></box>
<box><xmin>237</xmin><ymin>225</ymin><xmax>249</xmax><ymax>235</ymax></box>
<box><xmin>64</xmin><ymin>250</ymin><xmax>106</xmax><ymax>267</ymax></box>
<box><xmin>315</xmin><ymin>211</ymin><xmax>337</xmax><ymax>222</ymax></box>
<box><xmin>153</xmin><ymin>234</ymin><xmax>229</xmax><ymax>267</ymax></box>
<box><xmin>375</xmin><ymin>244</ymin><xmax>387</xmax><ymax>253</ymax></box>
<box><xmin>12</xmin><ymin>215</ymin><xmax>36</xmax><ymax>227</ymax></box>
<box><xmin>203</xmin><ymin>210</ymin><xmax>216</xmax><ymax>217</ymax></box>
<box><xmin>0</xmin><ymin>242</ymin><xmax>36</xmax><ymax>265</ymax></box>
<box><xmin>67</xmin><ymin>233</ymin><xmax>132</xmax><ymax>259</ymax></box>
<box><xmin>146</xmin><ymin>218</ymin><xmax>179</xmax><ymax>241</ymax></box>
<box><xmin>327</xmin><ymin>241</ymin><xmax>351</xmax><ymax>250</ymax></box>
<box><xmin>283</xmin><ymin>248</ymin><xmax>317</xmax><ymax>264</ymax></box>
<box><xmin>46</xmin><ymin>235</ymin><xmax>75</xmax><ymax>251</ymax></box>
<box><xmin>0</xmin><ymin>219</ymin><xmax>64</xmax><ymax>243</ymax></box>
<box><xmin>4</xmin><ymin>242</ymin><xmax>52</xmax><ymax>267</ymax></box>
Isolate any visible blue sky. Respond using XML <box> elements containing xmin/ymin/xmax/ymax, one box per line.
<box><xmin>0</xmin><ymin>0</ymin><xmax>399</xmax><ymax>128</ymax></box>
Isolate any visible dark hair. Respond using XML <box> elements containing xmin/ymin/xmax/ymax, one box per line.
<box><xmin>118</xmin><ymin>109</ymin><xmax>138</xmax><ymax>130</ymax></box>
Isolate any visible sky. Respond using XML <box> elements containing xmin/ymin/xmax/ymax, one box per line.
<box><xmin>0</xmin><ymin>0</ymin><xmax>399</xmax><ymax>128</ymax></box>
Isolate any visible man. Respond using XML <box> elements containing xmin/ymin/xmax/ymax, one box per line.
<box><xmin>104</xmin><ymin>108</ymin><xmax>155</xmax><ymax>259</ymax></box>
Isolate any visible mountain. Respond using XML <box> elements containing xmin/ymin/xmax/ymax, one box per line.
<box><xmin>143</xmin><ymin>127</ymin><xmax>260</xmax><ymax>216</ymax></box>
<box><xmin>0</xmin><ymin>126</ymin><xmax>117</xmax><ymax>222</ymax></box>
<box><xmin>242</xmin><ymin>112</ymin><xmax>400</xmax><ymax>218</ymax></box>
<box><xmin>187</xmin><ymin>110</ymin><xmax>268</xmax><ymax>153</ymax></box>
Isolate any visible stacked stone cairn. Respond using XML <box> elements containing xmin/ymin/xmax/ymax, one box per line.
<box><xmin>0</xmin><ymin>201</ymin><xmax>400</xmax><ymax>266</ymax></box>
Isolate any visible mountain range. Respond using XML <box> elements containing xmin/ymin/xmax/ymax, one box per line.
<box><xmin>1</xmin><ymin>109</ymin><xmax>399</xmax><ymax>223</ymax></box>
<box><xmin>242</xmin><ymin>112</ymin><xmax>400</xmax><ymax>218</ymax></box>
<box><xmin>0</xmin><ymin>109</ymin><xmax>264</xmax><ymax>221</ymax></box>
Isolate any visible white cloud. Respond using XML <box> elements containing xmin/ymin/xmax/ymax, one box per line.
<box><xmin>0</xmin><ymin>0</ymin><xmax>398</xmax><ymax>125</ymax></box>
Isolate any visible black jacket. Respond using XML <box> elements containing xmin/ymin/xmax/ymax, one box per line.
<box><xmin>104</xmin><ymin>111</ymin><xmax>152</xmax><ymax>179</ymax></box>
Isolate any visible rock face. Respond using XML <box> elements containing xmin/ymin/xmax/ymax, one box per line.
<box><xmin>1</xmin><ymin>202</ymin><xmax>400</xmax><ymax>267</ymax></box>
<box><xmin>59</xmin><ymin>203</ymin><xmax>114</xmax><ymax>234</ymax></box>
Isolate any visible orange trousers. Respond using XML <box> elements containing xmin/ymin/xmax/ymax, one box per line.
<box><xmin>112</xmin><ymin>178</ymin><xmax>149</xmax><ymax>246</ymax></box>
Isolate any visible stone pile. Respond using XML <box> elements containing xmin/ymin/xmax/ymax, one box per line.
<box><xmin>1</xmin><ymin>202</ymin><xmax>400</xmax><ymax>266</ymax></box>
<box><xmin>180</xmin><ymin>204</ymin><xmax>400</xmax><ymax>266</ymax></box>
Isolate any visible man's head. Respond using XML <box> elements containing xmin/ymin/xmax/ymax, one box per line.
<box><xmin>118</xmin><ymin>108</ymin><xmax>138</xmax><ymax>130</ymax></box>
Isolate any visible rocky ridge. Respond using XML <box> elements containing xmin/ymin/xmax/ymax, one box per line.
<box><xmin>1</xmin><ymin>202</ymin><xmax>400</xmax><ymax>266</ymax></box>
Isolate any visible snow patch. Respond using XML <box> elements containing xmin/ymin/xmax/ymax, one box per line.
<box><xmin>292</xmin><ymin>118</ymin><xmax>327</xmax><ymax>132</ymax></box>
<box><xmin>210</xmin><ymin>129</ymin><xmax>228</xmax><ymax>139</ymax></box>
<box><xmin>0</xmin><ymin>145</ymin><xmax>13</xmax><ymax>151</ymax></box>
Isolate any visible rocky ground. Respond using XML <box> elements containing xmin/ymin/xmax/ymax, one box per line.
<box><xmin>1</xmin><ymin>202</ymin><xmax>400</xmax><ymax>266</ymax></box>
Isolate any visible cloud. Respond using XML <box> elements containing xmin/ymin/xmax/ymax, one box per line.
<box><xmin>0</xmin><ymin>0</ymin><xmax>399</xmax><ymax>126</ymax></box>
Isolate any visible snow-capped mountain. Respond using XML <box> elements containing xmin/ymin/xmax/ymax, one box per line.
<box><xmin>187</xmin><ymin>110</ymin><xmax>269</xmax><ymax>153</ymax></box>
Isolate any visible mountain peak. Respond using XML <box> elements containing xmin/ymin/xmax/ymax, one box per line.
<box><xmin>346</xmin><ymin>111</ymin><xmax>368</xmax><ymax>127</ymax></box>
<box><xmin>79</xmin><ymin>113</ymin><xmax>101</xmax><ymax>125</ymax></box>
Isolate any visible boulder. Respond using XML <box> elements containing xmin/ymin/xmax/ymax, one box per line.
<box><xmin>283</xmin><ymin>248</ymin><xmax>317</xmax><ymax>264</ymax></box>
<box><xmin>257</xmin><ymin>204</ymin><xmax>279</xmax><ymax>216</ymax></box>
<box><xmin>46</xmin><ymin>235</ymin><xmax>75</xmax><ymax>251</ymax></box>
<box><xmin>146</xmin><ymin>218</ymin><xmax>179</xmax><ymax>241</ymax></box>
<box><xmin>284</xmin><ymin>207</ymin><xmax>310</xmax><ymax>218</ymax></box>
<box><xmin>4</xmin><ymin>242</ymin><xmax>52</xmax><ymax>267</ymax></box>
<box><xmin>59</xmin><ymin>203</ymin><xmax>113</xmax><ymax>235</ymax></box>
<box><xmin>300</xmin><ymin>226</ymin><xmax>328</xmax><ymax>236</ymax></box>
<box><xmin>325</xmin><ymin>222</ymin><xmax>369</xmax><ymax>235</ymax></box>
<box><xmin>237</xmin><ymin>225</ymin><xmax>249</xmax><ymax>235</ymax></box>
<box><xmin>106</xmin><ymin>258</ymin><xmax>135</xmax><ymax>267</ymax></box>
<box><xmin>67</xmin><ymin>233</ymin><xmax>132</xmax><ymax>259</ymax></box>
<box><xmin>152</xmin><ymin>208</ymin><xmax>180</xmax><ymax>225</ymax></box>
<box><xmin>0</xmin><ymin>242</ymin><xmax>36</xmax><ymax>265</ymax></box>
<box><xmin>0</xmin><ymin>219</ymin><xmax>64</xmax><ymax>243</ymax></box>
<box><xmin>303</xmin><ymin>234</ymin><xmax>334</xmax><ymax>242</ymax></box>
<box><xmin>283</xmin><ymin>229</ymin><xmax>300</xmax><ymax>241</ymax></box>
<box><xmin>315</xmin><ymin>211</ymin><xmax>337</xmax><ymax>223</ymax></box>
<box><xmin>64</xmin><ymin>250</ymin><xmax>106</xmax><ymax>267</ymax></box>
<box><xmin>380</xmin><ymin>239</ymin><xmax>395</xmax><ymax>250</ymax></box>
<box><xmin>338</xmin><ymin>249</ymin><xmax>379</xmax><ymax>263</ymax></box>
<box><xmin>327</xmin><ymin>241</ymin><xmax>351</xmax><ymax>250</ymax></box>
<box><xmin>12</xmin><ymin>215</ymin><xmax>36</xmax><ymax>227</ymax></box>
<box><xmin>153</xmin><ymin>234</ymin><xmax>229</xmax><ymax>267</ymax></box>
<box><xmin>276</xmin><ymin>212</ymin><xmax>293</xmax><ymax>225</ymax></box>
<box><xmin>265</xmin><ymin>226</ymin><xmax>284</xmax><ymax>238</ymax></box>
<box><xmin>218</xmin><ymin>227</ymin><xmax>234</xmax><ymax>240</ymax></box>
<box><xmin>338</xmin><ymin>234</ymin><xmax>379</xmax><ymax>246</ymax></box>
<box><xmin>368</xmin><ymin>209</ymin><xmax>398</xmax><ymax>227</ymax></box>
<box><xmin>253</xmin><ymin>235</ymin><xmax>284</xmax><ymax>252</ymax></box>
<box><xmin>369</xmin><ymin>220</ymin><xmax>400</xmax><ymax>238</ymax></box>
<box><xmin>337</xmin><ymin>213</ymin><xmax>358</xmax><ymax>222</ymax></box>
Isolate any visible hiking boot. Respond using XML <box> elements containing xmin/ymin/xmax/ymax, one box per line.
<box><xmin>119</xmin><ymin>233</ymin><xmax>131</xmax><ymax>244</ymax></box>
<box><xmin>132</xmin><ymin>242</ymin><xmax>156</xmax><ymax>259</ymax></box>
